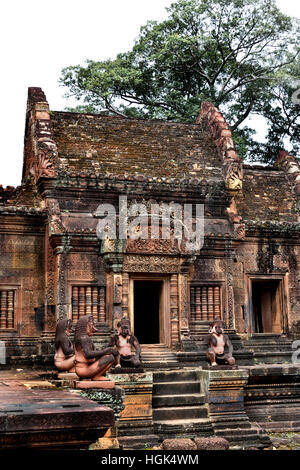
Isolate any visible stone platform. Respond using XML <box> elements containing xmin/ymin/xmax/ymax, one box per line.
<box><xmin>106</xmin><ymin>370</ymin><xmax>159</xmax><ymax>449</ymax></box>
<box><xmin>242</xmin><ymin>364</ymin><xmax>300</xmax><ymax>432</ymax></box>
<box><xmin>2</xmin><ymin>364</ymin><xmax>300</xmax><ymax>450</ymax></box>
<box><xmin>201</xmin><ymin>368</ymin><xmax>271</xmax><ymax>449</ymax></box>
<box><xmin>0</xmin><ymin>370</ymin><xmax>114</xmax><ymax>449</ymax></box>
<box><xmin>75</xmin><ymin>379</ymin><xmax>115</xmax><ymax>389</ymax></box>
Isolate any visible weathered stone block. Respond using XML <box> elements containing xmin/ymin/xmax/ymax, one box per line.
<box><xmin>162</xmin><ymin>438</ymin><xmax>197</xmax><ymax>450</ymax></box>
<box><xmin>200</xmin><ymin>369</ymin><xmax>270</xmax><ymax>449</ymax></box>
<box><xmin>75</xmin><ymin>380</ymin><xmax>115</xmax><ymax>390</ymax></box>
<box><xmin>107</xmin><ymin>372</ymin><xmax>153</xmax><ymax>423</ymax></box>
<box><xmin>78</xmin><ymin>386</ymin><xmax>125</xmax><ymax>419</ymax></box>
<box><xmin>194</xmin><ymin>437</ymin><xmax>229</xmax><ymax>450</ymax></box>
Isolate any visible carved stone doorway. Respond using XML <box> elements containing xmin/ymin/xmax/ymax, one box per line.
<box><xmin>252</xmin><ymin>280</ymin><xmax>283</xmax><ymax>333</ymax></box>
<box><xmin>129</xmin><ymin>275</ymin><xmax>170</xmax><ymax>346</ymax></box>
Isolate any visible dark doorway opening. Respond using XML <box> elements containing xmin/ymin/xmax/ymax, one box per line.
<box><xmin>252</xmin><ymin>280</ymin><xmax>282</xmax><ymax>333</ymax></box>
<box><xmin>134</xmin><ymin>281</ymin><xmax>162</xmax><ymax>344</ymax></box>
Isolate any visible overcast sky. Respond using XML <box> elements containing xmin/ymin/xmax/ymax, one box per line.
<box><xmin>0</xmin><ymin>0</ymin><xmax>299</xmax><ymax>186</ymax></box>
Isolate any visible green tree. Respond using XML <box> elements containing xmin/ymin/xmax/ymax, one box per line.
<box><xmin>60</xmin><ymin>0</ymin><xmax>300</xmax><ymax>162</ymax></box>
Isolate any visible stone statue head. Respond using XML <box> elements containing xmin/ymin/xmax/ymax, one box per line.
<box><xmin>117</xmin><ymin>317</ymin><xmax>131</xmax><ymax>337</ymax></box>
<box><xmin>209</xmin><ymin>319</ymin><xmax>224</xmax><ymax>335</ymax></box>
<box><xmin>74</xmin><ymin>315</ymin><xmax>97</xmax><ymax>346</ymax></box>
<box><xmin>55</xmin><ymin>318</ymin><xmax>73</xmax><ymax>350</ymax></box>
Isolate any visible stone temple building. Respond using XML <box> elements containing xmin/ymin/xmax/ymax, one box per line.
<box><xmin>0</xmin><ymin>87</ymin><xmax>300</xmax><ymax>366</ymax></box>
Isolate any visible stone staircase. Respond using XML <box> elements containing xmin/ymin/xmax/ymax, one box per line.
<box><xmin>243</xmin><ymin>334</ymin><xmax>293</xmax><ymax>364</ymax></box>
<box><xmin>152</xmin><ymin>369</ymin><xmax>213</xmax><ymax>438</ymax></box>
<box><xmin>141</xmin><ymin>344</ymin><xmax>180</xmax><ymax>369</ymax></box>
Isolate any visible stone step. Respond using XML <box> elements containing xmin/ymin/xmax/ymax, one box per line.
<box><xmin>154</xmin><ymin>370</ymin><xmax>199</xmax><ymax>383</ymax></box>
<box><xmin>141</xmin><ymin>348</ymin><xmax>175</xmax><ymax>352</ymax></box>
<box><xmin>141</xmin><ymin>362</ymin><xmax>181</xmax><ymax>370</ymax></box>
<box><xmin>142</xmin><ymin>351</ymin><xmax>177</xmax><ymax>355</ymax></box>
<box><xmin>154</xmin><ymin>417</ymin><xmax>212</xmax><ymax>431</ymax></box>
<box><xmin>244</xmin><ymin>345</ymin><xmax>292</xmax><ymax>350</ymax></box>
<box><xmin>248</xmin><ymin>334</ymin><xmax>290</xmax><ymax>340</ymax></box>
<box><xmin>245</xmin><ymin>338</ymin><xmax>292</xmax><ymax>343</ymax></box>
<box><xmin>214</xmin><ymin>428</ymin><xmax>261</xmax><ymax>438</ymax></box>
<box><xmin>153</xmin><ymin>380</ymin><xmax>200</xmax><ymax>395</ymax></box>
<box><xmin>252</xmin><ymin>351</ymin><xmax>292</xmax><ymax>356</ymax></box>
<box><xmin>153</xmin><ymin>405</ymin><xmax>208</xmax><ymax>421</ymax></box>
<box><xmin>153</xmin><ymin>392</ymin><xmax>205</xmax><ymax>408</ymax></box>
<box><xmin>250</xmin><ymin>351</ymin><xmax>292</xmax><ymax>364</ymax></box>
<box><xmin>142</xmin><ymin>358</ymin><xmax>178</xmax><ymax>363</ymax></box>
<box><xmin>144</xmin><ymin>363</ymin><xmax>181</xmax><ymax>369</ymax></box>
<box><xmin>211</xmin><ymin>418</ymin><xmax>250</xmax><ymax>430</ymax></box>
<box><xmin>142</xmin><ymin>349</ymin><xmax>176</xmax><ymax>353</ymax></box>
<box><xmin>141</xmin><ymin>349</ymin><xmax>175</xmax><ymax>353</ymax></box>
<box><xmin>141</xmin><ymin>352</ymin><xmax>178</xmax><ymax>361</ymax></box>
<box><xmin>142</xmin><ymin>356</ymin><xmax>178</xmax><ymax>360</ymax></box>
<box><xmin>244</xmin><ymin>339</ymin><xmax>292</xmax><ymax>346</ymax></box>
<box><xmin>140</xmin><ymin>344</ymin><xmax>179</xmax><ymax>368</ymax></box>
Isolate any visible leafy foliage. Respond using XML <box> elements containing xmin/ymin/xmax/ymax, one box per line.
<box><xmin>60</xmin><ymin>0</ymin><xmax>300</xmax><ymax>162</ymax></box>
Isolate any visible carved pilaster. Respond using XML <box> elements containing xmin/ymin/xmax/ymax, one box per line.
<box><xmin>122</xmin><ymin>273</ymin><xmax>129</xmax><ymax>318</ymax></box>
<box><xmin>226</xmin><ymin>269</ymin><xmax>235</xmax><ymax>329</ymax></box>
<box><xmin>112</xmin><ymin>274</ymin><xmax>123</xmax><ymax>329</ymax></box>
<box><xmin>106</xmin><ymin>273</ymin><xmax>113</xmax><ymax>328</ymax></box>
<box><xmin>57</xmin><ymin>252</ymin><xmax>68</xmax><ymax>320</ymax></box>
<box><xmin>178</xmin><ymin>273</ymin><xmax>190</xmax><ymax>339</ymax></box>
<box><xmin>170</xmin><ymin>274</ymin><xmax>180</xmax><ymax>347</ymax></box>
<box><xmin>224</xmin><ymin>240</ymin><xmax>235</xmax><ymax>329</ymax></box>
<box><xmin>44</xmin><ymin>225</ymin><xmax>58</xmax><ymax>333</ymax></box>
<box><xmin>56</xmin><ymin>235</ymin><xmax>71</xmax><ymax>320</ymax></box>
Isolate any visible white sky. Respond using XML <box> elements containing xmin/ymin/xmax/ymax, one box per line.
<box><xmin>0</xmin><ymin>0</ymin><xmax>299</xmax><ymax>186</ymax></box>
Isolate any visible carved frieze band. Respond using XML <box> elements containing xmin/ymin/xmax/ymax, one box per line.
<box><xmin>123</xmin><ymin>255</ymin><xmax>181</xmax><ymax>273</ymax></box>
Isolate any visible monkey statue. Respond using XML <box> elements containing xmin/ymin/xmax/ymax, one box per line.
<box><xmin>54</xmin><ymin>319</ymin><xmax>76</xmax><ymax>372</ymax></box>
<box><xmin>206</xmin><ymin>319</ymin><xmax>235</xmax><ymax>367</ymax></box>
<box><xmin>108</xmin><ymin>317</ymin><xmax>142</xmax><ymax>368</ymax></box>
<box><xmin>74</xmin><ymin>315</ymin><xmax>118</xmax><ymax>380</ymax></box>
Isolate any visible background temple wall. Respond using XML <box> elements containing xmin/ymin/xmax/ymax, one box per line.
<box><xmin>0</xmin><ymin>216</ymin><xmax>45</xmax><ymax>356</ymax></box>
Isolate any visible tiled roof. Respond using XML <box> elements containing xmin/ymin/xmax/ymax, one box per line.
<box><xmin>235</xmin><ymin>166</ymin><xmax>299</xmax><ymax>222</ymax></box>
<box><xmin>51</xmin><ymin>111</ymin><xmax>223</xmax><ymax>179</ymax></box>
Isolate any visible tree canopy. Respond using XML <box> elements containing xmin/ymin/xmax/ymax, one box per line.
<box><xmin>60</xmin><ymin>0</ymin><xmax>300</xmax><ymax>162</ymax></box>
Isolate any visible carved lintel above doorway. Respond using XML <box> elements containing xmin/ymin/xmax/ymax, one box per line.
<box><xmin>123</xmin><ymin>254</ymin><xmax>181</xmax><ymax>274</ymax></box>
